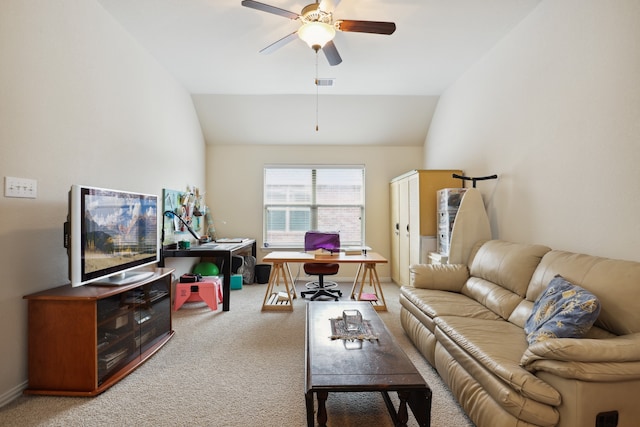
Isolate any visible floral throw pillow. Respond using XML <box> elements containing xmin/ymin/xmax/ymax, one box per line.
<box><xmin>524</xmin><ymin>275</ymin><xmax>601</xmax><ymax>345</ymax></box>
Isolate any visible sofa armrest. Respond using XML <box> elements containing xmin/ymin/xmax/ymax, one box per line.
<box><xmin>409</xmin><ymin>263</ymin><xmax>469</xmax><ymax>292</ymax></box>
<box><xmin>522</xmin><ymin>333</ymin><xmax>640</xmax><ymax>363</ymax></box>
<box><xmin>520</xmin><ymin>333</ymin><xmax>640</xmax><ymax>381</ymax></box>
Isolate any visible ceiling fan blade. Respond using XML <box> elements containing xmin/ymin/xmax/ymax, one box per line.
<box><xmin>259</xmin><ymin>31</ymin><xmax>299</xmax><ymax>54</ymax></box>
<box><xmin>336</xmin><ymin>20</ymin><xmax>396</xmax><ymax>35</ymax></box>
<box><xmin>241</xmin><ymin>0</ymin><xmax>299</xmax><ymax>20</ymax></box>
<box><xmin>322</xmin><ymin>40</ymin><xmax>342</xmax><ymax>66</ymax></box>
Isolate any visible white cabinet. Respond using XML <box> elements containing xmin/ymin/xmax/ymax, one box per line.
<box><xmin>390</xmin><ymin>170</ymin><xmax>462</xmax><ymax>286</ymax></box>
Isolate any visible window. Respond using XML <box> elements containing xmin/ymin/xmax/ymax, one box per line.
<box><xmin>263</xmin><ymin>165</ymin><xmax>365</xmax><ymax>248</ymax></box>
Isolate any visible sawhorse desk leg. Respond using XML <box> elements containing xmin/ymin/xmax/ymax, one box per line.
<box><xmin>349</xmin><ymin>263</ymin><xmax>364</xmax><ymax>299</ymax></box>
<box><xmin>261</xmin><ymin>262</ymin><xmax>296</xmax><ymax>311</ymax></box>
<box><xmin>351</xmin><ymin>263</ymin><xmax>387</xmax><ymax>311</ymax></box>
<box><xmin>285</xmin><ymin>263</ymin><xmax>297</xmax><ymax>299</ymax></box>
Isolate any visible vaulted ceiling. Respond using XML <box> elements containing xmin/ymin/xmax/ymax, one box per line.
<box><xmin>97</xmin><ymin>0</ymin><xmax>540</xmax><ymax>145</ymax></box>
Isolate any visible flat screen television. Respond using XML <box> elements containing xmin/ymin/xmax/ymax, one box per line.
<box><xmin>64</xmin><ymin>185</ymin><xmax>159</xmax><ymax>287</ymax></box>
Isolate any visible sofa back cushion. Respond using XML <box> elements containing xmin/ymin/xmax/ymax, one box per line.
<box><xmin>528</xmin><ymin>250</ymin><xmax>640</xmax><ymax>336</ymax></box>
<box><xmin>463</xmin><ymin>240</ymin><xmax>551</xmax><ymax>320</ymax></box>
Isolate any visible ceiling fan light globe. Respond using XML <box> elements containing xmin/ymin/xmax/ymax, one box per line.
<box><xmin>298</xmin><ymin>22</ymin><xmax>335</xmax><ymax>50</ymax></box>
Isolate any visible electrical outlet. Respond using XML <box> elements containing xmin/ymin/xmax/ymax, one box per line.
<box><xmin>4</xmin><ymin>176</ymin><xmax>37</xmax><ymax>198</ymax></box>
<box><xmin>596</xmin><ymin>411</ymin><xmax>619</xmax><ymax>427</ymax></box>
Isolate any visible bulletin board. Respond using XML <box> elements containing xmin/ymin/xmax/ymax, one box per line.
<box><xmin>162</xmin><ymin>188</ymin><xmax>204</xmax><ymax>243</ymax></box>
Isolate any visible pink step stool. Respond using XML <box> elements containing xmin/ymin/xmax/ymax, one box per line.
<box><xmin>174</xmin><ymin>279</ymin><xmax>222</xmax><ymax>311</ymax></box>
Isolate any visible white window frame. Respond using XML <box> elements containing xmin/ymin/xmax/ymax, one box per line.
<box><xmin>263</xmin><ymin>164</ymin><xmax>365</xmax><ymax>248</ymax></box>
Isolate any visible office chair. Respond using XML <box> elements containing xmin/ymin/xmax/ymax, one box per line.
<box><xmin>300</xmin><ymin>231</ymin><xmax>343</xmax><ymax>301</ymax></box>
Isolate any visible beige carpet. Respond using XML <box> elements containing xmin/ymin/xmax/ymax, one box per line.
<box><xmin>0</xmin><ymin>280</ymin><xmax>474</xmax><ymax>427</ymax></box>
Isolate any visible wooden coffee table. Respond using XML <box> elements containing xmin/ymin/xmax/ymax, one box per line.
<box><xmin>305</xmin><ymin>301</ymin><xmax>431</xmax><ymax>426</ymax></box>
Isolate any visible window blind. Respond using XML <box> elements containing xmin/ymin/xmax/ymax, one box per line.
<box><xmin>263</xmin><ymin>165</ymin><xmax>365</xmax><ymax>248</ymax></box>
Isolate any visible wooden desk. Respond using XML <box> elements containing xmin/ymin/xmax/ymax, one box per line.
<box><xmin>160</xmin><ymin>239</ymin><xmax>256</xmax><ymax>312</ymax></box>
<box><xmin>261</xmin><ymin>251</ymin><xmax>388</xmax><ymax>312</ymax></box>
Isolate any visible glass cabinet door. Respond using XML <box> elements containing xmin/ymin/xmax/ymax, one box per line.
<box><xmin>132</xmin><ymin>278</ymin><xmax>171</xmax><ymax>354</ymax></box>
<box><xmin>97</xmin><ymin>294</ymin><xmax>136</xmax><ymax>385</ymax></box>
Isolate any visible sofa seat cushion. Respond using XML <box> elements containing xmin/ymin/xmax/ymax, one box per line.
<box><xmin>400</xmin><ymin>286</ymin><xmax>500</xmax><ymax>333</ymax></box>
<box><xmin>434</xmin><ymin>315</ymin><xmax>561</xmax><ymax>407</ymax></box>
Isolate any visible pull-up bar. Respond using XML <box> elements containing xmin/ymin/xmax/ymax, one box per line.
<box><xmin>452</xmin><ymin>173</ymin><xmax>498</xmax><ymax>188</ymax></box>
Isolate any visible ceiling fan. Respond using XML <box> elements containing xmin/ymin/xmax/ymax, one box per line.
<box><xmin>241</xmin><ymin>0</ymin><xmax>396</xmax><ymax>66</ymax></box>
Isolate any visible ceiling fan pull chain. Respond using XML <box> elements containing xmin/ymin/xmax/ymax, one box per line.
<box><xmin>315</xmin><ymin>52</ymin><xmax>319</xmax><ymax>131</ymax></box>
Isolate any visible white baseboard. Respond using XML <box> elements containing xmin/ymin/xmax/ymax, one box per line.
<box><xmin>0</xmin><ymin>380</ymin><xmax>27</xmax><ymax>408</ymax></box>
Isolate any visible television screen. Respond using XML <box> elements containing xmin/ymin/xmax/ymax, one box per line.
<box><xmin>66</xmin><ymin>185</ymin><xmax>159</xmax><ymax>287</ymax></box>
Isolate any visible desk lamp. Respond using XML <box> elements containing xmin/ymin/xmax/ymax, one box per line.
<box><xmin>163</xmin><ymin>210</ymin><xmax>200</xmax><ymax>241</ymax></box>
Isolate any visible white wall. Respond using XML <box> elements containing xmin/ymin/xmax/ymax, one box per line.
<box><xmin>424</xmin><ymin>0</ymin><xmax>640</xmax><ymax>261</ymax></box>
<box><xmin>0</xmin><ymin>0</ymin><xmax>205</xmax><ymax>403</ymax></box>
<box><xmin>205</xmin><ymin>145</ymin><xmax>424</xmax><ymax>279</ymax></box>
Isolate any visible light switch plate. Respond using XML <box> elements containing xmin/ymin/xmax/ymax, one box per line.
<box><xmin>5</xmin><ymin>176</ymin><xmax>37</xmax><ymax>198</ymax></box>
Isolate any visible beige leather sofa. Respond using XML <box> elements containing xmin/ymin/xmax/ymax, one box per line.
<box><xmin>400</xmin><ymin>240</ymin><xmax>640</xmax><ymax>427</ymax></box>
